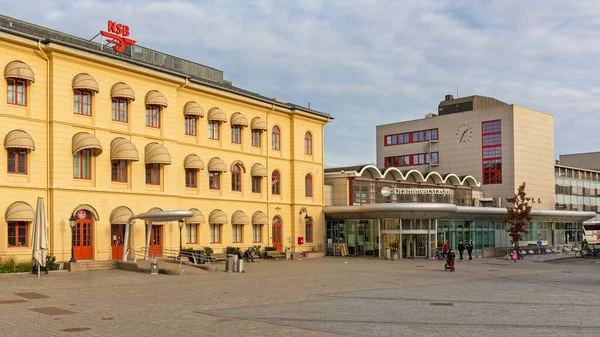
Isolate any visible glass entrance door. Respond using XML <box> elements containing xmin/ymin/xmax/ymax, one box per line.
<box><xmin>415</xmin><ymin>234</ymin><xmax>427</xmax><ymax>257</ymax></box>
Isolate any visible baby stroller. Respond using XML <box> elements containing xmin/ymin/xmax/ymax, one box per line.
<box><xmin>444</xmin><ymin>254</ymin><xmax>450</xmax><ymax>271</ymax></box>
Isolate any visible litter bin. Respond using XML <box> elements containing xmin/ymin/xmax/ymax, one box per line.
<box><xmin>385</xmin><ymin>247</ymin><xmax>391</xmax><ymax>260</ymax></box>
<box><xmin>236</xmin><ymin>258</ymin><xmax>244</xmax><ymax>273</ymax></box>
<box><xmin>150</xmin><ymin>262</ymin><xmax>158</xmax><ymax>275</ymax></box>
<box><xmin>226</xmin><ymin>254</ymin><xmax>235</xmax><ymax>272</ymax></box>
<box><xmin>285</xmin><ymin>247</ymin><xmax>291</xmax><ymax>260</ymax></box>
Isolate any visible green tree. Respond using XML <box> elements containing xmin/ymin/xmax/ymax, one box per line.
<box><xmin>502</xmin><ymin>182</ymin><xmax>532</xmax><ymax>258</ymax></box>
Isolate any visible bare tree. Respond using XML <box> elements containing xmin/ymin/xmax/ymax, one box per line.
<box><xmin>502</xmin><ymin>182</ymin><xmax>532</xmax><ymax>258</ymax></box>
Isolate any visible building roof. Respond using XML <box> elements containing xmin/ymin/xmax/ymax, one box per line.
<box><xmin>0</xmin><ymin>14</ymin><xmax>332</xmax><ymax>120</ymax></box>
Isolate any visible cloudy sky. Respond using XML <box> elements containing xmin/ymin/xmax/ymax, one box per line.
<box><xmin>2</xmin><ymin>0</ymin><xmax>598</xmax><ymax>167</ymax></box>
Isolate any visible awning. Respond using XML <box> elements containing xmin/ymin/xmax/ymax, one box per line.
<box><xmin>207</xmin><ymin>107</ymin><xmax>227</xmax><ymax>122</ymax></box>
<box><xmin>231</xmin><ymin>160</ymin><xmax>246</xmax><ymax>173</ymax></box>
<box><xmin>251</xmin><ymin>117</ymin><xmax>268</xmax><ymax>131</ymax></box>
<box><xmin>207</xmin><ymin>157</ymin><xmax>227</xmax><ymax>172</ymax></box>
<box><xmin>184</xmin><ymin>154</ymin><xmax>204</xmax><ymax>170</ymax></box>
<box><xmin>5</xmin><ymin>201</ymin><xmax>35</xmax><ymax>222</ymax></box>
<box><xmin>145</xmin><ymin>142</ymin><xmax>171</xmax><ymax>165</ymax></box>
<box><xmin>72</xmin><ymin>73</ymin><xmax>99</xmax><ymax>93</ymax></box>
<box><xmin>110</xmin><ymin>82</ymin><xmax>135</xmax><ymax>100</ymax></box>
<box><xmin>145</xmin><ymin>90</ymin><xmax>168</xmax><ymax>107</ymax></box>
<box><xmin>230</xmin><ymin>112</ymin><xmax>249</xmax><ymax>127</ymax></box>
<box><xmin>184</xmin><ymin>101</ymin><xmax>205</xmax><ymax>117</ymax></box>
<box><xmin>4</xmin><ymin>60</ymin><xmax>35</xmax><ymax>82</ymax></box>
<box><xmin>251</xmin><ymin>163</ymin><xmax>267</xmax><ymax>177</ymax></box>
<box><xmin>209</xmin><ymin>209</ymin><xmax>228</xmax><ymax>224</ymax></box>
<box><xmin>110</xmin><ymin>137</ymin><xmax>139</xmax><ymax>161</ymax></box>
<box><xmin>72</xmin><ymin>132</ymin><xmax>103</xmax><ymax>155</ymax></box>
<box><xmin>232</xmin><ymin>210</ymin><xmax>249</xmax><ymax>225</ymax></box>
<box><xmin>110</xmin><ymin>206</ymin><xmax>134</xmax><ymax>225</ymax></box>
<box><xmin>252</xmin><ymin>211</ymin><xmax>268</xmax><ymax>225</ymax></box>
<box><xmin>4</xmin><ymin>130</ymin><xmax>35</xmax><ymax>150</ymax></box>
<box><xmin>186</xmin><ymin>209</ymin><xmax>206</xmax><ymax>225</ymax></box>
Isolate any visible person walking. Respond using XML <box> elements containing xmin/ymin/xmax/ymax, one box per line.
<box><xmin>442</xmin><ymin>241</ymin><xmax>449</xmax><ymax>259</ymax></box>
<box><xmin>457</xmin><ymin>241</ymin><xmax>465</xmax><ymax>260</ymax></box>
<box><xmin>447</xmin><ymin>248</ymin><xmax>456</xmax><ymax>272</ymax></box>
<box><xmin>466</xmin><ymin>241</ymin><xmax>474</xmax><ymax>260</ymax></box>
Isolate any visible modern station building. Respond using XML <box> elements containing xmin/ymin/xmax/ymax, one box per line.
<box><xmin>0</xmin><ymin>15</ymin><xmax>331</xmax><ymax>262</ymax></box>
<box><xmin>322</xmin><ymin>95</ymin><xmax>596</xmax><ymax>258</ymax></box>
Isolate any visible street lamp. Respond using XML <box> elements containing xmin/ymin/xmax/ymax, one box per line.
<box><xmin>299</xmin><ymin>207</ymin><xmax>310</xmax><ymax>224</ymax></box>
<box><xmin>178</xmin><ymin>220</ymin><xmax>184</xmax><ymax>252</ymax></box>
<box><xmin>69</xmin><ymin>215</ymin><xmax>77</xmax><ymax>263</ymax></box>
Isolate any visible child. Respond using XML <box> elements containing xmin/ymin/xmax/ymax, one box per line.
<box><xmin>434</xmin><ymin>247</ymin><xmax>441</xmax><ymax>260</ymax></box>
<box><xmin>512</xmin><ymin>250</ymin><xmax>518</xmax><ymax>263</ymax></box>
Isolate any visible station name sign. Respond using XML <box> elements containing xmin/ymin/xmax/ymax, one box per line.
<box><xmin>100</xmin><ymin>20</ymin><xmax>136</xmax><ymax>53</ymax></box>
<box><xmin>381</xmin><ymin>186</ymin><xmax>454</xmax><ymax>197</ymax></box>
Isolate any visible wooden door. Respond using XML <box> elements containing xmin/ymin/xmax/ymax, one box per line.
<box><xmin>74</xmin><ymin>211</ymin><xmax>94</xmax><ymax>260</ymax></box>
<box><xmin>111</xmin><ymin>224</ymin><xmax>125</xmax><ymax>260</ymax></box>
<box><xmin>148</xmin><ymin>225</ymin><xmax>162</xmax><ymax>257</ymax></box>
<box><xmin>272</xmin><ymin>216</ymin><xmax>282</xmax><ymax>251</ymax></box>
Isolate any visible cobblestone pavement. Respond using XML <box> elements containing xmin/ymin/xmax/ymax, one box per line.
<box><xmin>0</xmin><ymin>256</ymin><xmax>599</xmax><ymax>336</ymax></box>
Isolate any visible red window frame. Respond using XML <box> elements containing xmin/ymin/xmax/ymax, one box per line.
<box><xmin>482</xmin><ymin>119</ymin><xmax>502</xmax><ymax>185</ymax></box>
<box><xmin>8</xmin><ymin>221</ymin><xmax>29</xmax><ymax>247</ymax></box>
<box><xmin>111</xmin><ymin>160</ymin><xmax>127</xmax><ymax>182</ymax></box>
<box><xmin>7</xmin><ymin>148</ymin><xmax>27</xmax><ymax>174</ymax></box>
<box><xmin>146</xmin><ymin>105</ymin><xmax>160</xmax><ymax>128</ymax></box>
<box><xmin>232</xmin><ymin>224</ymin><xmax>243</xmax><ymax>243</ymax></box>
<box><xmin>185</xmin><ymin>116</ymin><xmax>197</xmax><ymax>136</ymax></box>
<box><xmin>272</xmin><ymin>126</ymin><xmax>280</xmax><ymax>150</ymax></box>
<box><xmin>304</xmin><ymin>131</ymin><xmax>312</xmax><ymax>155</ymax></box>
<box><xmin>185</xmin><ymin>168</ymin><xmax>197</xmax><ymax>188</ymax></box>
<box><xmin>210</xmin><ymin>224</ymin><xmax>221</xmax><ymax>243</ymax></box>
<box><xmin>252</xmin><ymin>224</ymin><xmax>262</xmax><ymax>243</ymax></box>
<box><xmin>7</xmin><ymin>78</ymin><xmax>26</xmax><ymax>106</ymax></box>
<box><xmin>74</xmin><ymin>90</ymin><xmax>92</xmax><ymax>116</ymax></box>
<box><xmin>383</xmin><ymin>152</ymin><xmax>439</xmax><ymax>168</ymax></box>
<box><xmin>231</xmin><ymin>165</ymin><xmax>242</xmax><ymax>191</ymax></box>
<box><xmin>209</xmin><ymin>171</ymin><xmax>220</xmax><ymax>190</ymax></box>
<box><xmin>208</xmin><ymin>121</ymin><xmax>220</xmax><ymax>140</ymax></box>
<box><xmin>231</xmin><ymin>126</ymin><xmax>241</xmax><ymax>144</ymax></box>
<box><xmin>272</xmin><ymin>170</ymin><xmax>281</xmax><ymax>195</ymax></box>
<box><xmin>384</xmin><ymin>128</ymin><xmax>438</xmax><ymax>146</ymax></box>
<box><xmin>145</xmin><ymin>163</ymin><xmax>161</xmax><ymax>185</ymax></box>
<box><xmin>252</xmin><ymin>130</ymin><xmax>261</xmax><ymax>147</ymax></box>
<box><xmin>305</xmin><ymin>217</ymin><xmax>313</xmax><ymax>243</ymax></box>
<box><xmin>112</xmin><ymin>98</ymin><xmax>128</xmax><ymax>122</ymax></box>
<box><xmin>73</xmin><ymin>149</ymin><xmax>92</xmax><ymax>179</ymax></box>
<box><xmin>252</xmin><ymin>176</ymin><xmax>262</xmax><ymax>193</ymax></box>
<box><xmin>305</xmin><ymin>174</ymin><xmax>313</xmax><ymax>197</ymax></box>
<box><xmin>186</xmin><ymin>223</ymin><xmax>197</xmax><ymax>244</ymax></box>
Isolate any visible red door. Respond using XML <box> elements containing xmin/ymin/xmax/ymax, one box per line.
<box><xmin>111</xmin><ymin>224</ymin><xmax>125</xmax><ymax>260</ymax></box>
<box><xmin>74</xmin><ymin>211</ymin><xmax>94</xmax><ymax>260</ymax></box>
<box><xmin>272</xmin><ymin>216</ymin><xmax>282</xmax><ymax>251</ymax></box>
<box><xmin>148</xmin><ymin>225</ymin><xmax>162</xmax><ymax>257</ymax></box>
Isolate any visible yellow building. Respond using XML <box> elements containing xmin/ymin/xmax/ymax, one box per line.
<box><xmin>0</xmin><ymin>15</ymin><xmax>331</xmax><ymax>262</ymax></box>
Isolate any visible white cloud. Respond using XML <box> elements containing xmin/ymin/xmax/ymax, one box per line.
<box><xmin>2</xmin><ymin>0</ymin><xmax>600</xmax><ymax>166</ymax></box>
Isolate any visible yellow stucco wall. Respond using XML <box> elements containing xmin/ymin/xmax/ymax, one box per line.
<box><xmin>0</xmin><ymin>33</ymin><xmax>329</xmax><ymax>261</ymax></box>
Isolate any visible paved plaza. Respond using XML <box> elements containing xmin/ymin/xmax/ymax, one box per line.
<box><xmin>1</xmin><ymin>256</ymin><xmax>599</xmax><ymax>337</ymax></box>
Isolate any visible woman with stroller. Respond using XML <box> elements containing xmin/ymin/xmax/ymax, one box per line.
<box><xmin>446</xmin><ymin>248</ymin><xmax>456</xmax><ymax>272</ymax></box>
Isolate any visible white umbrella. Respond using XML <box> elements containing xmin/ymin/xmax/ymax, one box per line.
<box><xmin>31</xmin><ymin>197</ymin><xmax>49</xmax><ymax>278</ymax></box>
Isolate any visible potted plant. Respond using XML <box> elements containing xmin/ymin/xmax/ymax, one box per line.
<box><xmin>390</xmin><ymin>240</ymin><xmax>399</xmax><ymax>260</ymax></box>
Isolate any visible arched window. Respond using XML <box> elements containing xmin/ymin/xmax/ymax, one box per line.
<box><xmin>305</xmin><ymin>174</ymin><xmax>313</xmax><ymax>197</ymax></box>
<box><xmin>272</xmin><ymin>170</ymin><xmax>281</xmax><ymax>195</ymax></box>
<box><xmin>305</xmin><ymin>217</ymin><xmax>313</xmax><ymax>243</ymax></box>
<box><xmin>272</xmin><ymin>126</ymin><xmax>280</xmax><ymax>150</ymax></box>
<box><xmin>304</xmin><ymin>131</ymin><xmax>312</xmax><ymax>155</ymax></box>
<box><xmin>232</xmin><ymin>164</ymin><xmax>242</xmax><ymax>191</ymax></box>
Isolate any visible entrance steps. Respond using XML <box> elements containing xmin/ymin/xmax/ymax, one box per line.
<box><xmin>67</xmin><ymin>260</ymin><xmax>118</xmax><ymax>272</ymax></box>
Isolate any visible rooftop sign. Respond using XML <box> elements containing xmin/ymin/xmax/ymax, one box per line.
<box><xmin>381</xmin><ymin>186</ymin><xmax>454</xmax><ymax>197</ymax></box>
<box><xmin>100</xmin><ymin>20</ymin><xmax>136</xmax><ymax>53</ymax></box>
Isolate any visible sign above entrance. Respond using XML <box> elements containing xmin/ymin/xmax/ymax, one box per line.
<box><xmin>381</xmin><ymin>186</ymin><xmax>454</xmax><ymax>197</ymax></box>
<box><xmin>100</xmin><ymin>20</ymin><xmax>136</xmax><ymax>53</ymax></box>
<box><xmin>77</xmin><ymin>210</ymin><xmax>87</xmax><ymax>220</ymax></box>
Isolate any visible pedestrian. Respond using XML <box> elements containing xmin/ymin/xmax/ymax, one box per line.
<box><xmin>434</xmin><ymin>247</ymin><xmax>441</xmax><ymax>260</ymax></box>
<box><xmin>447</xmin><ymin>248</ymin><xmax>456</xmax><ymax>272</ymax></box>
<box><xmin>466</xmin><ymin>241</ymin><xmax>474</xmax><ymax>260</ymax></box>
<box><xmin>457</xmin><ymin>241</ymin><xmax>465</xmax><ymax>260</ymax></box>
<box><xmin>442</xmin><ymin>241</ymin><xmax>449</xmax><ymax>259</ymax></box>
<box><xmin>243</xmin><ymin>247</ymin><xmax>254</xmax><ymax>262</ymax></box>
<box><xmin>512</xmin><ymin>249</ymin><xmax>518</xmax><ymax>263</ymax></box>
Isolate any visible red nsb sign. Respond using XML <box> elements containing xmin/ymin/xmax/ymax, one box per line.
<box><xmin>100</xmin><ymin>20</ymin><xmax>136</xmax><ymax>53</ymax></box>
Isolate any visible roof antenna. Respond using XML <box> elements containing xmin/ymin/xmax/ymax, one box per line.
<box><xmin>456</xmin><ymin>85</ymin><xmax>458</xmax><ymax>98</ymax></box>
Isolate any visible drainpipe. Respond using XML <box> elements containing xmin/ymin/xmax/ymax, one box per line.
<box><xmin>266</xmin><ymin>103</ymin><xmax>274</xmax><ymax>247</ymax></box>
<box><xmin>178</xmin><ymin>77</ymin><xmax>189</xmax><ymax>90</ymax></box>
<box><xmin>37</xmin><ymin>40</ymin><xmax>52</xmax><ymax>254</ymax></box>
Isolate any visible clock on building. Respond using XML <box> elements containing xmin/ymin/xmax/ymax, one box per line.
<box><xmin>456</xmin><ymin>124</ymin><xmax>473</xmax><ymax>143</ymax></box>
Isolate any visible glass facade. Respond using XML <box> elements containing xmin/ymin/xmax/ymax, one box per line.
<box><xmin>555</xmin><ymin>166</ymin><xmax>600</xmax><ymax>221</ymax></box>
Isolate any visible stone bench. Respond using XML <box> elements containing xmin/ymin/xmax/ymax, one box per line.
<box><xmin>266</xmin><ymin>251</ymin><xmax>286</xmax><ymax>260</ymax></box>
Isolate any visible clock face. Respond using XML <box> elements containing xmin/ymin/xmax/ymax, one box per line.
<box><xmin>456</xmin><ymin>124</ymin><xmax>473</xmax><ymax>143</ymax></box>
